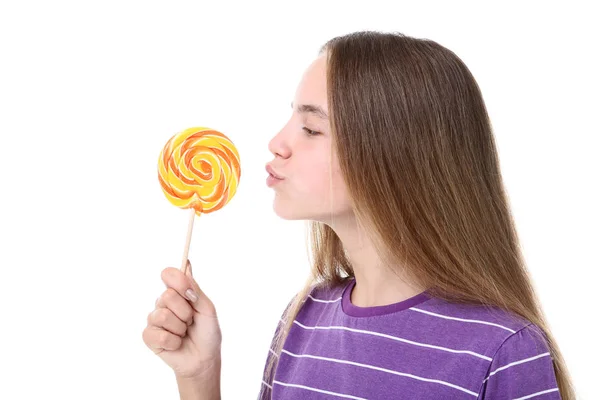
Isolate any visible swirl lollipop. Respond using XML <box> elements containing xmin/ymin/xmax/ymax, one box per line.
<box><xmin>158</xmin><ymin>127</ymin><xmax>241</xmax><ymax>273</ymax></box>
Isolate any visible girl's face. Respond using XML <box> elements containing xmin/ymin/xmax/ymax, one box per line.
<box><xmin>266</xmin><ymin>54</ymin><xmax>352</xmax><ymax>223</ymax></box>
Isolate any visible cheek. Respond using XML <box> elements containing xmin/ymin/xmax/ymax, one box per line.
<box><xmin>303</xmin><ymin>162</ymin><xmax>350</xmax><ymax>209</ymax></box>
<box><xmin>304</xmin><ymin>160</ymin><xmax>334</xmax><ymax>195</ymax></box>
<box><xmin>329</xmin><ymin>168</ymin><xmax>351</xmax><ymax>210</ymax></box>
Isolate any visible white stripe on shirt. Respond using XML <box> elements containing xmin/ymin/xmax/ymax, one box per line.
<box><xmin>409</xmin><ymin>307</ymin><xmax>516</xmax><ymax>333</ymax></box>
<box><xmin>512</xmin><ymin>387</ymin><xmax>559</xmax><ymax>400</ymax></box>
<box><xmin>261</xmin><ymin>380</ymin><xmax>272</xmax><ymax>389</ymax></box>
<box><xmin>484</xmin><ymin>352</ymin><xmax>551</xmax><ymax>382</ymax></box>
<box><xmin>273</xmin><ymin>379</ymin><xmax>368</xmax><ymax>399</ymax></box>
<box><xmin>308</xmin><ymin>295</ymin><xmax>343</xmax><ymax>303</ymax></box>
<box><xmin>293</xmin><ymin>320</ymin><xmax>492</xmax><ymax>361</ymax></box>
<box><xmin>281</xmin><ymin>349</ymin><xmax>479</xmax><ymax>397</ymax></box>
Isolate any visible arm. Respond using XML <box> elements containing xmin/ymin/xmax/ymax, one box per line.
<box><xmin>175</xmin><ymin>359</ymin><xmax>221</xmax><ymax>400</ymax></box>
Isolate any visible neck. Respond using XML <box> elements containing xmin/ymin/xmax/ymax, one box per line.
<box><xmin>327</xmin><ymin>213</ymin><xmax>426</xmax><ymax>307</ymax></box>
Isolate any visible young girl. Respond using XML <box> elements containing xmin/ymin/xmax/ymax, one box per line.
<box><xmin>143</xmin><ymin>31</ymin><xmax>576</xmax><ymax>399</ymax></box>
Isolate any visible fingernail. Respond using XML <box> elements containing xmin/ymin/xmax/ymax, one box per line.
<box><xmin>185</xmin><ymin>289</ymin><xmax>198</xmax><ymax>302</ymax></box>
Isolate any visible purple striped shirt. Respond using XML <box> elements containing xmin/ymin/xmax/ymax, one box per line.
<box><xmin>259</xmin><ymin>277</ymin><xmax>560</xmax><ymax>399</ymax></box>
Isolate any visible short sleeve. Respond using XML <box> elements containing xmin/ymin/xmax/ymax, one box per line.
<box><xmin>256</xmin><ymin>295</ymin><xmax>296</xmax><ymax>400</ymax></box>
<box><xmin>479</xmin><ymin>323</ymin><xmax>561</xmax><ymax>399</ymax></box>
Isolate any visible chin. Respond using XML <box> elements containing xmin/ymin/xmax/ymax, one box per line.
<box><xmin>271</xmin><ymin>197</ymin><xmax>313</xmax><ymax>220</ymax></box>
<box><xmin>271</xmin><ymin>195</ymin><xmax>352</xmax><ymax>223</ymax></box>
<box><xmin>272</xmin><ymin>202</ymin><xmax>307</xmax><ymax>220</ymax></box>
<box><xmin>272</xmin><ymin>203</ymin><xmax>341</xmax><ymax>225</ymax></box>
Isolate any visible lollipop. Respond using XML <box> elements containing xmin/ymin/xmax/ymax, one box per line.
<box><xmin>158</xmin><ymin>127</ymin><xmax>241</xmax><ymax>273</ymax></box>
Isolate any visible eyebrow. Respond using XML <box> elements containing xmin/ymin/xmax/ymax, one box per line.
<box><xmin>291</xmin><ymin>102</ymin><xmax>329</xmax><ymax>120</ymax></box>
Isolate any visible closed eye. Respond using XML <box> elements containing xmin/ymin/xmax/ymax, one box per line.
<box><xmin>302</xmin><ymin>127</ymin><xmax>321</xmax><ymax>136</ymax></box>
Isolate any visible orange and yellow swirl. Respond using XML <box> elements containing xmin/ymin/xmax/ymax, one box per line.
<box><xmin>158</xmin><ymin>127</ymin><xmax>241</xmax><ymax>216</ymax></box>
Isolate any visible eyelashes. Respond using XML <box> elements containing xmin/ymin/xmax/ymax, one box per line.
<box><xmin>302</xmin><ymin>127</ymin><xmax>321</xmax><ymax>136</ymax></box>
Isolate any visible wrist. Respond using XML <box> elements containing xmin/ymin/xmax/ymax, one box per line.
<box><xmin>175</xmin><ymin>359</ymin><xmax>221</xmax><ymax>400</ymax></box>
<box><xmin>176</xmin><ymin>360</ymin><xmax>221</xmax><ymax>381</ymax></box>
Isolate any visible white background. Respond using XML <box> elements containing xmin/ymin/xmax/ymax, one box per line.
<box><xmin>0</xmin><ymin>1</ymin><xmax>597</xmax><ymax>399</ymax></box>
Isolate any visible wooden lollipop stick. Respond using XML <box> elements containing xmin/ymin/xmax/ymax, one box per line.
<box><xmin>180</xmin><ymin>208</ymin><xmax>196</xmax><ymax>275</ymax></box>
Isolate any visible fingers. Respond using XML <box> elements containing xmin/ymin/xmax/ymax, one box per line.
<box><xmin>156</xmin><ymin>287</ymin><xmax>194</xmax><ymax>326</ymax></box>
<box><xmin>142</xmin><ymin>326</ymin><xmax>182</xmax><ymax>353</ymax></box>
<box><xmin>161</xmin><ymin>264</ymin><xmax>216</xmax><ymax>317</ymax></box>
<box><xmin>161</xmin><ymin>267</ymin><xmax>199</xmax><ymax>304</ymax></box>
<box><xmin>147</xmin><ymin>306</ymin><xmax>188</xmax><ymax>337</ymax></box>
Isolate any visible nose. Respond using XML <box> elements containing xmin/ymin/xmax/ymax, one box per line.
<box><xmin>268</xmin><ymin>128</ymin><xmax>291</xmax><ymax>159</ymax></box>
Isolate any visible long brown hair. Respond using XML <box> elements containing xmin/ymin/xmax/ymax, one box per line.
<box><xmin>262</xmin><ymin>31</ymin><xmax>575</xmax><ymax>399</ymax></box>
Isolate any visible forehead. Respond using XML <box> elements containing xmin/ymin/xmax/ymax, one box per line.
<box><xmin>293</xmin><ymin>53</ymin><xmax>328</xmax><ymax>113</ymax></box>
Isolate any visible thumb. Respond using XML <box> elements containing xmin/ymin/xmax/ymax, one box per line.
<box><xmin>184</xmin><ymin>260</ymin><xmax>199</xmax><ymax>291</ymax></box>
<box><xmin>184</xmin><ymin>260</ymin><xmax>217</xmax><ymax>317</ymax></box>
<box><xmin>185</xmin><ymin>259</ymin><xmax>194</xmax><ymax>278</ymax></box>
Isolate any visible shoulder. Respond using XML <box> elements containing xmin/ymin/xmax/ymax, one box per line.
<box><xmin>478</xmin><ymin>323</ymin><xmax>559</xmax><ymax>399</ymax></box>
<box><xmin>412</xmin><ymin>296</ymin><xmax>536</xmax><ymax>352</ymax></box>
<box><xmin>492</xmin><ymin>323</ymin><xmax>552</xmax><ymax>362</ymax></box>
<box><xmin>414</xmin><ymin>298</ymin><xmax>558</xmax><ymax>398</ymax></box>
<box><xmin>484</xmin><ymin>322</ymin><xmax>555</xmax><ymax>383</ymax></box>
